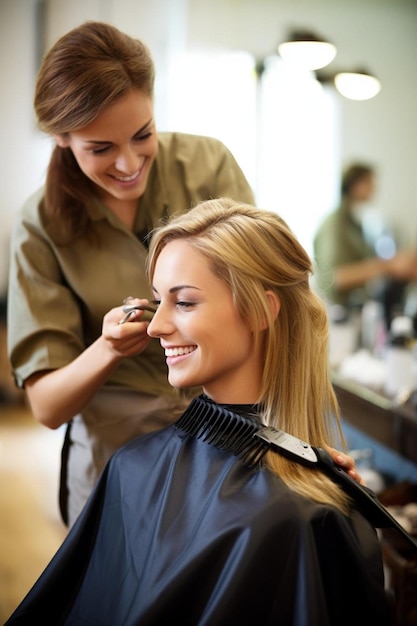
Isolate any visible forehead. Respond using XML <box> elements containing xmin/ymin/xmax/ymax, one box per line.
<box><xmin>153</xmin><ymin>240</ymin><xmax>225</xmax><ymax>289</ymax></box>
<box><xmin>155</xmin><ymin>240</ymin><xmax>208</xmax><ymax>273</ymax></box>
<box><xmin>73</xmin><ymin>90</ymin><xmax>153</xmax><ymax>138</ymax></box>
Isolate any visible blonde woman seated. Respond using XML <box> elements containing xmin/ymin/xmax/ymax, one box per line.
<box><xmin>6</xmin><ymin>198</ymin><xmax>391</xmax><ymax>626</ymax></box>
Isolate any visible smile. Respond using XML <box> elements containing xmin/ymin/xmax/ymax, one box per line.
<box><xmin>165</xmin><ymin>346</ymin><xmax>196</xmax><ymax>357</ymax></box>
<box><xmin>113</xmin><ymin>171</ymin><xmax>140</xmax><ymax>182</ymax></box>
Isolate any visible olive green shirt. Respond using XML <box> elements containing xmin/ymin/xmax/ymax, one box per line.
<box><xmin>313</xmin><ymin>200</ymin><xmax>374</xmax><ymax>307</ymax></box>
<box><xmin>8</xmin><ymin>132</ymin><xmax>255</xmax><ymax>393</ymax></box>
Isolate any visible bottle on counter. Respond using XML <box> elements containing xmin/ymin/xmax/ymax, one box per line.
<box><xmin>383</xmin><ymin>314</ymin><xmax>415</xmax><ymax>399</ymax></box>
<box><xmin>361</xmin><ymin>299</ymin><xmax>386</xmax><ymax>357</ymax></box>
<box><xmin>328</xmin><ymin>304</ymin><xmax>360</xmax><ymax>370</ymax></box>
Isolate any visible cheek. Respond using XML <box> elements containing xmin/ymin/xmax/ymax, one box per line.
<box><xmin>75</xmin><ymin>154</ymin><xmax>106</xmax><ymax>178</ymax></box>
<box><xmin>209</xmin><ymin>316</ymin><xmax>253</xmax><ymax>355</ymax></box>
<box><xmin>225</xmin><ymin>329</ymin><xmax>253</xmax><ymax>357</ymax></box>
<box><xmin>68</xmin><ymin>148</ymin><xmax>86</xmax><ymax>170</ymax></box>
<box><xmin>145</xmin><ymin>138</ymin><xmax>158</xmax><ymax>159</ymax></box>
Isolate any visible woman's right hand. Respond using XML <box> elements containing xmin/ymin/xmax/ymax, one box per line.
<box><xmin>102</xmin><ymin>299</ymin><xmax>153</xmax><ymax>357</ymax></box>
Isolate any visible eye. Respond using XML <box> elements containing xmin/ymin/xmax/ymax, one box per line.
<box><xmin>176</xmin><ymin>301</ymin><xmax>196</xmax><ymax>310</ymax></box>
<box><xmin>133</xmin><ymin>131</ymin><xmax>153</xmax><ymax>142</ymax></box>
<box><xmin>90</xmin><ymin>145</ymin><xmax>112</xmax><ymax>155</ymax></box>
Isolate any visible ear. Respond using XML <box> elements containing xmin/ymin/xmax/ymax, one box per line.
<box><xmin>259</xmin><ymin>290</ymin><xmax>280</xmax><ymax>331</ymax></box>
<box><xmin>54</xmin><ymin>134</ymin><xmax>70</xmax><ymax>148</ymax></box>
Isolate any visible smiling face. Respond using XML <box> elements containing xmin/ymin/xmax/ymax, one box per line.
<box><xmin>147</xmin><ymin>239</ymin><xmax>263</xmax><ymax>404</ymax></box>
<box><xmin>55</xmin><ymin>90</ymin><xmax>158</xmax><ymax>212</ymax></box>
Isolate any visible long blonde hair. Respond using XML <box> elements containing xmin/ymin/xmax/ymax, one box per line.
<box><xmin>147</xmin><ymin>198</ymin><xmax>351</xmax><ymax>513</ymax></box>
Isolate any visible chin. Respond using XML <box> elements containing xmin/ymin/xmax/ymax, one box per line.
<box><xmin>169</xmin><ymin>378</ymin><xmax>197</xmax><ymax>390</ymax></box>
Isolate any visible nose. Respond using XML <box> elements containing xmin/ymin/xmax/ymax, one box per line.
<box><xmin>146</xmin><ymin>305</ymin><xmax>173</xmax><ymax>339</ymax></box>
<box><xmin>146</xmin><ymin>314</ymin><xmax>158</xmax><ymax>338</ymax></box>
<box><xmin>114</xmin><ymin>147</ymin><xmax>140</xmax><ymax>174</ymax></box>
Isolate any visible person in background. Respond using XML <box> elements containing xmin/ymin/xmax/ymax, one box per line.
<box><xmin>4</xmin><ymin>198</ymin><xmax>392</xmax><ymax>626</ymax></box>
<box><xmin>313</xmin><ymin>162</ymin><xmax>417</xmax><ymax>322</ymax></box>
<box><xmin>7</xmin><ymin>21</ymin><xmax>359</xmax><ymax>529</ymax></box>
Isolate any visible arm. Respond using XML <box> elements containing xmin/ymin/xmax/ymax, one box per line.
<box><xmin>333</xmin><ymin>250</ymin><xmax>417</xmax><ymax>291</ymax></box>
<box><xmin>25</xmin><ymin>304</ymin><xmax>151</xmax><ymax>429</ymax></box>
<box><xmin>8</xmin><ymin>194</ymin><xmax>159</xmax><ymax>429</ymax></box>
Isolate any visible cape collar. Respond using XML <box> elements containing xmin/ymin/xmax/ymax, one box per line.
<box><xmin>175</xmin><ymin>394</ymin><xmax>267</xmax><ymax>468</ymax></box>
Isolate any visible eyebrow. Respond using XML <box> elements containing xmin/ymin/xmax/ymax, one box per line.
<box><xmin>83</xmin><ymin>118</ymin><xmax>154</xmax><ymax>145</ymax></box>
<box><xmin>152</xmin><ymin>285</ymin><xmax>202</xmax><ymax>295</ymax></box>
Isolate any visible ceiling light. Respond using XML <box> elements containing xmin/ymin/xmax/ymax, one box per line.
<box><xmin>278</xmin><ymin>30</ymin><xmax>337</xmax><ymax>71</ymax></box>
<box><xmin>334</xmin><ymin>70</ymin><xmax>381</xmax><ymax>101</ymax></box>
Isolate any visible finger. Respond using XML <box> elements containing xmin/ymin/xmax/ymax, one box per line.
<box><xmin>118</xmin><ymin>309</ymin><xmax>138</xmax><ymax>325</ymax></box>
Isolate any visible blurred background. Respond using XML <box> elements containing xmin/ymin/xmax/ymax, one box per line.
<box><xmin>1</xmin><ymin>0</ymin><xmax>417</xmax><ymax>281</ymax></box>
<box><xmin>0</xmin><ymin>0</ymin><xmax>417</xmax><ymax>623</ymax></box>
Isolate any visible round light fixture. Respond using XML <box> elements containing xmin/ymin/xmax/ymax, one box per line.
<box><xmin>334</xmin><ymin>71</ymin><xmax>381</xmax><ymax>101</ymax></box>
<box><xmin>278</xmin><ymin>31</ymin><xmax>337</xmax><ymax>71</ymax></box>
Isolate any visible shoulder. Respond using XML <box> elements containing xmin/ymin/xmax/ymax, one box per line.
<box><xmin>155</xmin><ymin>131</ymin><xmax>254</xmax><ymax>204</ymax></box>
<box><xmin>17</xmin><ymin>186</ymin><xmax>45</xmax><ymax>220</ymax></box>
<box><xmin>266</xmin><ymin>484</ymin><xmax>381</xmax><ymax>565</ymax></box>
<box><xmin>314</xmin><ymin>208</ymin><xmax>343</xmax><ymax>243</ymax></box>
<box><xmin>110</xmin><ymin>426</ymin><xmax>177</xmax><ymax>472</ymax></box>
<box><xmin>157</xmin><ymin>131</ymin><xmax>233</xmax><ymax>161</ymax></box>
<box><xmin>11</xmin><ymin>187</ymin><xmax>47</xmax><ymax>239</ymax></box>
<box><xmin>317</xmin><ymin>208</ymin><xmax>340</xmax><ymax>229</ymax></box>
<box><xmin>258</xmin><ymin>469</ymin><xmax>372</xmax><ymax>540</ymax></box>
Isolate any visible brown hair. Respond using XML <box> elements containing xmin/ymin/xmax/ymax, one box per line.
<box><xmin>341</xmin><ymin>163</ymin><xmax>374</xmax><ymax>197</ymax></box>
<box><xmin>35</xmin><ymin>21</ymin><xmax>155</xmax><ymax>241</ymax></box>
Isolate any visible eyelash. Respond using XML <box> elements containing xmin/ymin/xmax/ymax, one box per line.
<box><xmin>91</xmin><ymin>147</ymin><xmax>111</xmax><ymax>155</ymax></box>
<box><xmin>90</xmin><ymin>131</ymin><xmax>154</xmax><ymax>155</ymax></box>
<box><xmin>152</xmin><ymin>300</ymin><xmax>195</xmax><ymax>310</ymax></box>
<box><xmin>176</xmin><ymin>301</ymin><xmax>195</xmax><ymax>309</ymax></box>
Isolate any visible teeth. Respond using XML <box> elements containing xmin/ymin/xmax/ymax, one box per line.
<box><xmin>165</xmin><ymin>346</ymin><xmax>195</xmax><ymax>357</ymax></box>
<box><xmin>114</xmin><ymin>172</ymin><xmax>138</xmax><ymax>182</ymax></box>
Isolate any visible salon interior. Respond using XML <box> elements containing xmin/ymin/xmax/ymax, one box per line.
<box><xmin>0</xmin><ymin>0</ymin><xmax>417</xmax><ymax>624</ymax></box>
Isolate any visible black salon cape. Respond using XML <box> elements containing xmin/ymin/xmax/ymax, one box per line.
<box><xmin>6</xmin><ymin>405</ymin><xmax>390</xmax><ymax>626</ymax></box>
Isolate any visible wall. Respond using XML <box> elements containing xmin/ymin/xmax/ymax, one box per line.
<box><xmin>1</xmin><ymin>0</ymin><xmax>416</xmax><ymax>294</ymax></box>
<box><xmin>185</xmin><ymin>0</ymin><xmax>417</xmax><ymax>245</ymax></box>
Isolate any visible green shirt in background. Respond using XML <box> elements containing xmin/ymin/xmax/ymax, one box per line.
<box><xmin>313</xmin><ymin>199</ymin><xmax>375</xmax><ymax>308</ymax></box>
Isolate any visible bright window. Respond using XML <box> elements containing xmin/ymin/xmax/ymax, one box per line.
<box><xmin>256</xmin><ymin>56</ymin><xmax>339</xmax><ymax>255</ymax></box>
<box><xmin>164</xmin><ymin>51</ymin><xmax>339</xmax><ymax>256</ymax></box>
<box><xmin>164</xmin><ymin>51</ymin><xmax>257</xmax><ymax>190</ymax></box>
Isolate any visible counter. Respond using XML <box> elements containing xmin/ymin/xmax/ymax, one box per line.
<box><xmin>332</xmin><ymin>372</ymin><xmax>417</xmax><ymax>466</ymax></box>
